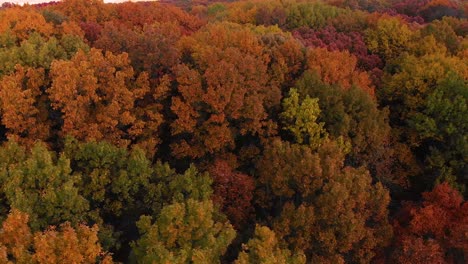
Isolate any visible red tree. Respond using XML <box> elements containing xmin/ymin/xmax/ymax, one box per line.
<box><xmin>390</xmin><ymin>183</ymin><xmax>468</xmax><ymax>263</ymax></box>
<box><xmin>208</xmin><ymin>159</ymin><xmax>255</xmax><ymax>229</ymax></box>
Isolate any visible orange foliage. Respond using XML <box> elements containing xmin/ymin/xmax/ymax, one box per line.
<box><xmin>53</xmin><ymin>0</ymin><xmax>112</xmax><ymax>23</ymax></box>
<box><xmin>170</xmin><ymin>23</ymin><xmax>280</xmax><ymax>158</ymax></box>
<box><xmin>0</xmin><ymin>65</ymin><xmax>51</xmax><ymax>146</ymax></box>
<box><xmin>48</xmin><ymin>49</ymin><xmax>152</xmax><ymax>148</ymax></box>
<box><xmin>113</xmin><ymin>2</ymin><xmax>204</xmax><ymax>33</ymax></box>
<box><xmin>0</xmin><ymin>7</ymin><xmax>54</xmax><ymax>41</ymax></box>
<box><xmin>0</xmin><ymin>209</ymin><xmax>113</xmax><ymax>264</ymax></box>
<box><xmin>306</xmin><ymin>48</ymin><xmax>375</xmax><ymax>96</ymax></box>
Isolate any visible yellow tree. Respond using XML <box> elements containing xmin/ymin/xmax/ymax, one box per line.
<box><xmin>235</xmin><ymin>225</ymin><xmax>306</xmax><ymax>264</ymax></box>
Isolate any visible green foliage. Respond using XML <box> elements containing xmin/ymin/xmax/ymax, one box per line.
<box><xmin>207</xmin><ymin>3</ymin><xmax>228</xmax><ymax>20</ymax></box>
<box><xmin>0</xmin><ymin>141</ymin><xmax>89</xmax><ymax>231</ymax></box>
<box><xmin>0</xmin><ymin>33</ymin><xmax>88</xmax><ymax>76</ymax></box>
<box><xmin>64</xmin><ymin>138</ymin><xmax>153</xmax><ymax>218</ymax></box>
<box><xmin>285</xmin><ymin>2</ymin><xmax>345</xmax><ymax>30</ymax></box>
<box><xmin>280</xmin><ymin>88</ymin><xmax>327</xmax><ymax>148</ymax></box>
<box><xmin>130</xmin><ymin>199</ymin><xmax>236</xmax><ymax>264</ymax></box>
<box><xmin>409</xmin><ymin>73</ymin><xmax>467</xmax><ymax>192</ymax></box>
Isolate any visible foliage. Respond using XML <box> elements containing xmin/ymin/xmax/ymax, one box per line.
<box><xmin>235</xmin><ymin>225</ymin><xmax>306</xmax><ymax>264</ymax></box>
<box><xmin>389</xmin><ymin>183</ymin><xmax>468</xmax><ymax>263</ymax></box>
<box><xmin>208</xmin><ymin>159</ymin><xmax>255</xmax><ymax>229</ymax></box>
<box><xmin>48</xmin><ymin>48</ymin><xmax>151</xmax><ymax>149</ymax></box>
<box><xmin>0</xmin><ymin>0</ymin><xmax>466</xmax><ymax>263</ymax></box>
<box><xmin>280</xmin><ymin>88</ymin><xmax>327</xmax><ymax>148</ymax></box>
<box><xmin>170</xmin><ymin>22</ymin><xmax>280</xmax><ymax>158</ymax></box>
<box><xmin>255</xmin><ymin>139</ymin><xmax>392</xmax><ymax>263</ymax></box>
<box><xmin>130</xmin><ymin>199</ymin><xmax>236</xmax><ymax>264</ymax></box>
<box><xmin>0</xmin><ymin>142</ymin><xmax>89</xmax><ymax>231</ymax></box>
<box><xmin>0</xmin><ymin>209</ymin><xmax>113</xmax><ymax>264</ymax></box>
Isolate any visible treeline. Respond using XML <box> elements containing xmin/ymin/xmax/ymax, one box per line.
<box><xmin>0</xmin><ymin>0</ymin><xmax>466</xmax><ymax>263</ymax></box>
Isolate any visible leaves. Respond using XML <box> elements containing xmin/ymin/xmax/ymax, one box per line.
<box><xmin>280</xmin><ymin>88</ymin><xmax>327</xmax><ymax>148</ymax></box>
<box><xmin>0</xmin><ymin>209</ymin><xmax>113</xmax><ymax>264</ymax></box>
<box><xmin>131</xmin><ymin>199</ymin><xmax>236</xmax><ymax>264</ymax></box>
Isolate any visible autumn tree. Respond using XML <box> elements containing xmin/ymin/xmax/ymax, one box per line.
<box><xmin>365</xmin><ymin>16</ymin><xmax>414</xmax><ymax>62</ymax></box>
<box><xmin>0</xmin><ymin>66</ymin><xmax>50</xmax><ymax>146</ymax></box>
<box><xmin>235</xmin><ymin>225</ymin><xmax>306</xmax><ymax>264</ymax></box>
<box><xmin>255</xmin><ymin>139</ymin><xmax>392</xmax><ymax>263</ymax></box>
<box><xmin>0</xmin><ymin>209</ymin><xmax>113</xmax><ymax>264</ymax></box>
<box><xmin>48</xmin><ymin>48</ymin><xmax>156</xmax><ymax>151</ymax></box>
<box><xmin>421</xmin><ymin>18</ymin><xmax>465</xmax><ymax>54</ymax></box>
<box><xmin>305</xmin><ymin>47</ymin><xmax>375</xmax><ymax>96</ymax></box>
<box><xmin>256</xmin><ymin>27</ymin><xmax>305</xmax><ymax>91</ymax></box>
<box><xmin>0</xmin><ymin>7</ymin><xmax>53</xmax><ymax>43</ymax></box>
<box><xmin>53</xmin><ymin>0</ymin><xmax>112</xmax><ymax>23</ymax></box>
<box><xmin>112</xmin><ymin>1</ymin><xmax>203</xmax><ymax>33</ymax></box>
<box><xmin>254</xmin><ymin>1</ymin><xmax>288</xmax><ymax>28</ymax></box>
<box><xmin>294</xmin><ymin>72</ymin><xmax>393</xmax><ymax>184</ymax></box>
<box><xmin>207</xmin><ymin>159</ymin><xmax>255</xmax><ymax>229</ymax></box>
<box><xmin>293</xmin><ymin>26</ymin><xmax>383</xmax><ymax>71</ymax></box>
<box><xmin>95</xmin><ymin>21</ymin><xmax>181</xmax><ymax>81</ymax></box>
<box><xmin>380</xmin><ymin>53</ymin><xmax>467</xmax><ymax>191</ymax></box>
<box><xmin>170</xmin><ymin>22</ymin><xmax>281</xmax><ymax>159</ymax></box>
<box><xmin>389</xmin><ymin>183</ymin><xmax>467</xmax><ymax>263</ymax></box>
<box><xmin>130</xmin><ymin>199</ymin><xmax>236</xmax><ymax>263</ymax></box>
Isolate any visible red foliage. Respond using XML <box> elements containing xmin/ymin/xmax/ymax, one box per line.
<box><xmin>208</xmin><ymin>160</ymin><xmax>255</xmax><ymax>229</ymax></box>
<box><xmin>390</xmin><ymin>183</ymin><xmax>468</xmax><ymax>263</ymax></box>
<box><xmin>293</xmin><ymin>26</ymin><xmax>383</xmax><ymax>71</ymax></box>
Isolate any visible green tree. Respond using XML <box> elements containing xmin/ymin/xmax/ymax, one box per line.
<box><xmin>0</xmin><ymin>33</ymin><xmax>88</xmax><ymax>77</ymax></box>
<box><xmin>63</xmin><ymin>138</ymin><xmax>214</xmax><ymax>253</ymax></box>
<box><xmin>285</xmin><ymin>1</ymin><xmax>345</xmax><ymax>30</ymax></box>
<box><xmin>409</xmin><ymin>73</ymin><xmax>467</xmax><ymax>192</ymax></box>
<box><xmin>381</xmin><ymin>53</ymin><xmax>467</xmax><ymax>191</ymax></box>
<box><xmin>0</xmin><ymin>141</ymin><xmax>89</xmax><ymax>231</ymax></box>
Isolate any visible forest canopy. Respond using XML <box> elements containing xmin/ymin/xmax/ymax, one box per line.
<box><xmin>0</xmin><ymin>0</ymin><xmax>467</xmax><ymax>263</ymax></box>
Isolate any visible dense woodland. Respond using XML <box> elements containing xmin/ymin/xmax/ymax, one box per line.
<box><xmin>0</xmin><ymin>0</ymin><xmax>466</xmax><ymax>263</ymax></box>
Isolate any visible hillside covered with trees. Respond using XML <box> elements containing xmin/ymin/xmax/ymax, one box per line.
<box><xmin>0</xmin><ymin>0</ymin><xmax>467</xmax><ymax>263</ymax></box>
